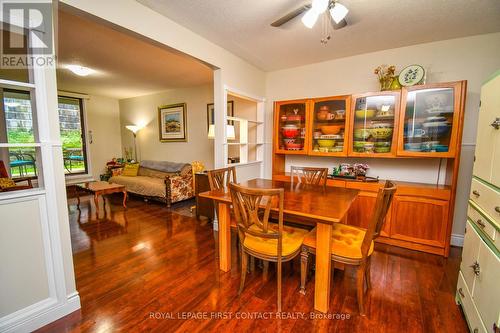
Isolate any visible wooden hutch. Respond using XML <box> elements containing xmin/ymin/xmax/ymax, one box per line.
<box><xmin>272</xmin><ymin>81</ymin><xmax>467</xmax><ymax>257</ymax></box>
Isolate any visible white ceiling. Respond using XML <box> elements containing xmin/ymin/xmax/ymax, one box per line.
<box><xmin>57</xmin><ymin>9</ymin><xmax>213</xmax><ymax>100</ymax></box>
<box><xmin>137</xmin><ymin>0</ymin><xmax>500</xmax><ymax>71</ymax></box>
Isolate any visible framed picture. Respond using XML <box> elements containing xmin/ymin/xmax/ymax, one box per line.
<box><xmin>158</xmin><ymin>103</ymin><xmax>187</xmax><ymax>142</ymax></box>
<box><xmin>207</xmin><ymin>100</ymin><xmax>234</xmax><ymax>130</ymax></box>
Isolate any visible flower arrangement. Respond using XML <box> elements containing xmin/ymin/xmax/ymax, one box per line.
<box><xmin>374</xmin><ymin>65</ymin><xmax>396</xmax><ymax>91</ymax></box>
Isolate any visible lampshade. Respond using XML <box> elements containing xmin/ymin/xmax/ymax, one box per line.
<box><xmin>311</xmin><ymin>0</ymin><xmax>329</xmax><ymax>14</ymax></box>
<box><xmin>207</xmin><ymin>124</ymin><xmax>236</xmax><ymax>140</ymax></box>
<box><xmin>208</xmin><ymin>124</ymin><xmax>215</xmax><ymax>138</ymax></box>
<box><xmin>226</xmin><ymin>125</ymin><xmax>236</xmax><ymax>140</ymax></box>
<box><xmin>126</xmin><ymin>125</ymin><xmax>142</xmax><ymax>134</ymax></box>
<box><xmin>302</xmin><ymin>8</ymin><xmax>319</xmax><ymax>28</ymax></box>
<box><xmin>330</xmin><ymin>2</ymin><xmax>349</xmax><ymax>24</ymax></box>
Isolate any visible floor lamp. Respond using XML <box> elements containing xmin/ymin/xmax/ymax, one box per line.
<box><xmin>125</xmin><ymin>125</ymin><xmax>141</xmax><ymax>161</ymax></box>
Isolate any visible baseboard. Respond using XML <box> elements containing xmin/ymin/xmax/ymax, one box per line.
<box><xmin>451</xmin><ymin>233</ymin><xmax>464</xmax><ymax>247</ymax></box>
<box><xmin>0</xmin><ymin>292</ymin><xmax>81</xmax><ymax>333</ymax></box>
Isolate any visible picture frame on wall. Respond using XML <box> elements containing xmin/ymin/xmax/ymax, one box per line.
<box><xmin>158</xmin><ymin>103</ymin><xmax>187</xmax><ymax>142</ymax></box>
<box><xmin>207</xmin><ymin>100</ymin><xmax>234</xmax><ymax>130</ymax></box>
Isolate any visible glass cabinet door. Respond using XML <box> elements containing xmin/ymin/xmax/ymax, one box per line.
<box><xmin>310</xmin><ymin>96</ymin><xmax>350</xmax><ymax>156</ymax></box>
<box><xmin>275</xmin><ymin>100</ymin><xmax>308</xmax><ymax>154</ymax></box>
<box><xmin>398</xmin><ymin>84</ymin><xmax>460</xmax><ymax>157</ymax></box>
<box><xmin>349</xmin><ymin>93</ymin><xmax>399</xmax><ymax>156</ymax></box>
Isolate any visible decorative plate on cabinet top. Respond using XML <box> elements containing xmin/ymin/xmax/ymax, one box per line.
<box><xmin>398</xmin><ymin>65</ymin><xmax>425</xmax><ymax>86</ymax></box>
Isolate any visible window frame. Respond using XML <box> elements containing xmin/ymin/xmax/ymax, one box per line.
<box><xmin>1</xmin><ymin>89</ymin><xmax>93</xmax><ymax>181</ymax></box>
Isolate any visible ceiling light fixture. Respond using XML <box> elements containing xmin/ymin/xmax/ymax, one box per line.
<box><xmin>330</xmin><ymin>2</ymin><xmax>349</xmax><ymax>24</ymax></box>
<box><xmin>301</xmin><ymin>1</ymin><xmax>349</xmax><ymax>30</ymax></box>
<box><xmin>312</xmin><ymin>0</ymin><xmax>329</xmax><ymax>14</ymax></box>
<box><xmin>301</xmin><ymin>8</ymin><xmax>319</xmax><ymax>29</ymax></box>
<box><xmin>66</xmin><ymin>64</ymin><xmax>95</xmax><ymax>77</ymax></box>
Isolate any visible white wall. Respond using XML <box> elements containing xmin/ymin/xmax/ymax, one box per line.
<box><xmin>119</xmin><ymin>84</ymin><xmax>214</xmax><ymax>168</ymax></box>
<box><xmin>85</xmin><ymin>95</ymin><xmax>122</xmax><ymax>179</ymax></box>
<box><xmin>265</xmin><ymin>32</ymin><xmax>500</xmax><ymax>237</ymax></box>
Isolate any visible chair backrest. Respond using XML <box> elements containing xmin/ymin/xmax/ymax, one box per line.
<box><xmin>290</xmin><ymin>166</ymin><xmax>328</xmax><ymax>187</ymax></box>
<box><xmin>360</xmin><ymin>180</ymin><xmax>396</xmax><ymax>258</ymax></box>
<box><xmin>207</xmin><ymin>166</ymin><xmax>236</xmax><ymax>191</ymax></box>
<box><xmin>0</xmin><ymin>160</ymin><xmax>8</xmax><ymax>178</ymax></box>
<box><xmin>229</xmin><ymin>182</ymin><xmax>285</xmax><ymax>258</ymax></box>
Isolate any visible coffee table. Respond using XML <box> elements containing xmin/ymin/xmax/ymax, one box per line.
<box><xmin>75</xmin><ymin>181</ymin><xmax>127</xmax><ymax>215</ymax></box>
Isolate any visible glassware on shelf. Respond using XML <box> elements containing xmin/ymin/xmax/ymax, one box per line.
<box><xmin>278</xmin><ymin>104</ymin><xmax>306</xmax><ymax>152</ymax></box>
<box><xmin>351</xmin><ymin>95</ymin><xmax>396</xmax><ymax>154</ymax></box>
<box><xmin>402</xmin><ymin>88</ymin><xmax>454</xmax><ymax>153</ymax></box>
<box><xmin>311</xmin><ymin>98</ymin><xmax>347</xmax><ymax>154</ymax></box>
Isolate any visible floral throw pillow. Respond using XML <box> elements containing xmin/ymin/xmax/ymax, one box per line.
<box><xmin>111</xmin><ymin>168</ymin><xmax>124</xmax><ymax>177</ymax></box>
<box><xmin>0</xmin><ymin>177</ymin><xmax>16</xmax><ymax>189</ymax></box>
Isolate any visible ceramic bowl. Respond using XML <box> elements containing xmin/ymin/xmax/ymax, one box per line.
<box><xmin>404</xmin><ymin>143</ymin><xmax>422</xmax><ymax>151</ymax></box>
<box><xmin>371</xmin><ymin>127</ymin><xmax>393</xmax><ymax>139</ymax></box>
<box><xmin>330</xmin><ymin>146</ymin><xmax>343</xmax><ymax>152</ymax></box>
<box><xmin>283</xmin><ymin>138</ymin><xmax>296</xmax><ymax>144</ymax></box>
<box><xmin>286</xmin><ymin>114</ymin><xmax>303</xmax><ymax>122</ymax></box>
<box><xmin>434</xmin><ymin>144</ymin><xmax>449</xmax><ymax>152</ymax></box>
<box><xmin>422</xmin><ymin>122</ymin><xmax>450</xmax><ymax>137</ymax></box>
<box><xmin>282</xmin><ymin>125</ymin><xmax>300</xmax><ymax>138</ymax></box>
<box><xmin>321</xmin><ymin>125</ymin><xmax>342</xmax><ymax>135</ymax></box>
<box><xmin>355</xmin><ymin>109</ymin><xmax>376</xmax><ymax>119</ymax></box>
<box><xmin>374</xmin><ymin>141</ymin><xmax>391</xmax><ymax>147</ymax></box>
<box><xmin>284</xmin><ymin>142</ymin><xmax>303</xmax><ymax>150</ymax></box>
<box><xmin>375</xmin><ymin>146</ymin><xmax>391</xmax><ymax>153</ymax></box>
<box><xmin>317</xmin><ymin>139</ymin><xmax>335</xmax><ymax>148</ymax></box>
<box><xmin>353</xmin><ymin>141</ymin><xmax>369</xmax><ymax>148</ymax></box>
<box><xmin>354</xmin><ymin>128</ymin><xmax>371</xmax><ymax>140</ymax></box>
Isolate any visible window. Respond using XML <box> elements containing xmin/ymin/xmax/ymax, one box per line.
<box><xmin>58</xmin><ymin>96</ymin><xmax>88</xmax><ymax>175</ymax></box>
<box><xmin>1</xmin><ymin>90</ymin><xmax>88</xmax><ymax>177</ymax></box>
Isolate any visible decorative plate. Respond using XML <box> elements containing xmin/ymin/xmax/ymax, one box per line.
<box><xmin>398</xmin><ymin>65</ymin><xmax>425</xmax><ymax>86</ymax></box>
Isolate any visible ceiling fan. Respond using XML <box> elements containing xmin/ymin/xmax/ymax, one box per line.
<box><xmin>271</xmin><ymin>0</ymin><xmax>349</xmax><ymax>41</ymax></box>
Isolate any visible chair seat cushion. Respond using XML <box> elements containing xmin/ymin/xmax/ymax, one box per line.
<box><xmin>243</xmin><ymin>224</ymin><xmax>308</xmax><ymax>257</ymax></box>
<box><xmin>303</xmin><ymin>224</ymin><xmax>374</xmax><ymax>260</ymax></box>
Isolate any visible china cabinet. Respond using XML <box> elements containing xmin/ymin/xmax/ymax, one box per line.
<box><xmin>397</xmin><ymin>81</ymin><xmax>466</xmax><ymax>157</ymax></box>
<box><xmin>348</xmin><ymin>92</ymin><xmax>400</xmax><ymax>157</ymax></box>
<box><xmin>272</xmin><ymin>81</ymin><xmax>467</xmax><ymax>256</ymax></box>
<box><xmin>456</xmin><ymin>72</ymin><xmax>500</xmax><ymax>333</ymax></box>
<box><xmin>308</xmin><ymin>95</ymin><xmax>351</xmax><ymax>156</ymax></box>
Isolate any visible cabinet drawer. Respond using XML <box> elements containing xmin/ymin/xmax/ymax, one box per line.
<box><xmin>470</xmin><ymin>178</ymin><xmax>500</xmax><ymax>225</ymax></box>
<box><xmin>457</xmin><ymin>271</ymin><xmax>487</xmax><ymax>333</ymax></box>
<box><xmin>468</xmin><ymin>203</ymin><xmax>496</xmax><ymax>241</ymax></box>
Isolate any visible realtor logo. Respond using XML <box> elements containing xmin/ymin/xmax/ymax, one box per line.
<box><xmin>1</xmin><ymin>0</ymin><xmax>55</xmax><ymax>68</ymax></box>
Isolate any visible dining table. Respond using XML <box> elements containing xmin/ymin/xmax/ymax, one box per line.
<box><xmin>199</xmin><ymin>178</ymin><xmax>359</xmax><ymax>313</ymax></box>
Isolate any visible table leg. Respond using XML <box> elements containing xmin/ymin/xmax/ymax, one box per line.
<box><xmin>218</xmin><ymin>202</ymin><xmax>231</xmax><ymax>272</ymax></box>
<box><xmin>123</xmin><ymin>190</ymin><xmax>127</xmax><ymax>208</ymax></box>
<box><xmin>314</xmin><ymin>223</ymin><xmax>332</xmax><ymax>313</ymax></box>
<box><xmin>94</xmin><ymin>194</ymin><xmax>100</xmax><ymax>218</ymax></box>
<box><xmin>76</xmin><ymin>187</ymin><xmax>81</xmax><ymax>209</ymax></box>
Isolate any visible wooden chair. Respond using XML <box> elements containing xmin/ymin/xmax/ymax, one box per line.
<box><xmin>299</xmin><ymin>180</ymin><xmax>396</xmax><ymax>315</ymax></box>
<box><xmin>290</xmin><ymin>166</ymin><xmax>328</xmax><ymax>187</ymax></box>
<box><xmin>0</xmin><ymin>160</ymin><xmax>33</xmax><ymax>192</ymax></box>
<box><xmin>207</xmin><ymin>166</ymin><xmax>236</xmax><ymax>191</ymax></box>
<box><xmin>229</xmin><ymin>182</ymin><xmax>308</xmax><ymax>312</ymax></box>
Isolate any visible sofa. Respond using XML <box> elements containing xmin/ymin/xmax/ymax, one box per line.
<box><xmin>109</xmin><ymin>160</ymin><xmax>193</xmax><ymax>206</ymax></box>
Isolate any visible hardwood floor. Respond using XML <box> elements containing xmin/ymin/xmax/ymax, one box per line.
<box><xmin>37</xmin><ymin>194</ymin><xmax>468</xmax><ymax>333</ymax></box>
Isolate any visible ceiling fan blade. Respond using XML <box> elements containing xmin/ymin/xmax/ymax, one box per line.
<box><xmin>270</xmin><ymin>4</ymin><xmax>311</xmax><ymax>27</ymax></box>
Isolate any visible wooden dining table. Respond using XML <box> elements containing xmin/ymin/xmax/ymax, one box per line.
<box><xmin>199</xmin><ymin>178</ymin><xmax>359</xmax><ymax>313</ymax></box>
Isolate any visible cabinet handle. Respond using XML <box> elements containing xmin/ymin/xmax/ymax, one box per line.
<box><xmin>491</xmin><ymin>117</ymin><xmax>500</xmax><ymax>130</ymax></box>
<box><xmin>476</xmin><ymin>219</ymin><xmax>486</xmax><ymax>228</ymax></box>
<box><xmin>470</xmin><ymin>261</ymin><xmax>481</xmax><ymax>276</ymax></box>
<box><xmin>472</xmin><ymin>190</ymin><xmax>480</xmax><ymax>197</ymax></box>
<box><xmin>458</xmin><ymin>288</ymin><xmax>465</xmax><ymax>298</ymax></box>
<box><xmin>495</xmin><ymin>206</ymin><xmax>500</xmax><ymax>214</ymax></box>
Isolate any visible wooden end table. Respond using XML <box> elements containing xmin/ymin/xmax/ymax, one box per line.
<box><xmin>75</xmin><ymin>181</ymin><xmax>127</xmax><ymax>216</ymax></box>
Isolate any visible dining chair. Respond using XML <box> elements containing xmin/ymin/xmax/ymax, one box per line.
<box><xmin>290</xmin><ymin>166</ymin><xmax>328</xmax><ymax>187</ymax></box>
<box><xmin>299</xmin><ymin>180</ymin><xmax>396</xmax><ymax>315</ymax></box>
<box><xmin>229</xmin><ymin>182</ymin><xmax>308</xmax><ymax>312</ymax></box>
<box><xmin>207</xmin><ymin>166</ymin><xmax>237</xmax><ymax>191</ymax></box>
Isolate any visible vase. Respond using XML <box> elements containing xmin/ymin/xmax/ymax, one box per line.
<box><xmin>379</xmin><ymin>77</ymin><xmax>393</xmax><ymax>91</ymax></box>
<box><xmin>389</xmin><ymin>75</ymin><xmax>402</xmax><ymax>90</ymax></box>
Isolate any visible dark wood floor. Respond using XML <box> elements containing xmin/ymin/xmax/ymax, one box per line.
<box><xmin>37</xmin><ymin>194</ymin><xmax>469</xmax><ymax>333</ymax></box>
